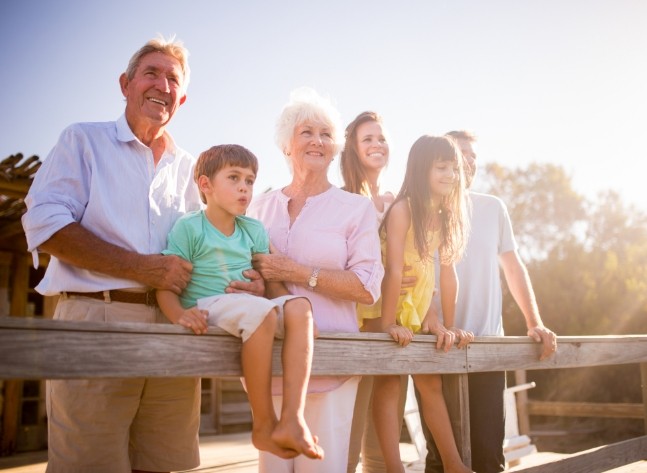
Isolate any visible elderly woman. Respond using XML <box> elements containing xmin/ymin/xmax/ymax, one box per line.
<box><xmin>248</xmin><ymin>87</ymin><xmax>384</xmax><ymax>473</ymax></box>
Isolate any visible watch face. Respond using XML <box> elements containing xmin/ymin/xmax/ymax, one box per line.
<box><xmin>308</xmin><ymin>277</ymin><xmax>316</xmax><ymax>287</ymax></box>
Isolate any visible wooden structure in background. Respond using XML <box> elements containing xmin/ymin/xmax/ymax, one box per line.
<box><xmin>0</xmin><ymin>154</ymin><xmax>44</xmax><ymax>456</ymax></box>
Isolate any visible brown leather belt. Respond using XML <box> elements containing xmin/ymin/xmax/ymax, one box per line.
<box><xmin>64</xmin><ymin>290</ymin><xmax>158</xmax><ymax>307</ymax></box>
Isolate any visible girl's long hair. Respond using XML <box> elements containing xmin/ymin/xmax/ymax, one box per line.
<box><xmin>340</xmin><ymin>111</ymin><xmax>384</xmax><ymax>196</ymax></box>
<box><xmin>381</xmin><ymin>135</ymin><xmax>469</xmax><ymax>264</ymax></box>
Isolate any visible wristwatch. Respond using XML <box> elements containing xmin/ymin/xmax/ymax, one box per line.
<box><xmin>308</xmin><ymin>267</ymin><xmax>320</xmax><ymax>291</ymax></box>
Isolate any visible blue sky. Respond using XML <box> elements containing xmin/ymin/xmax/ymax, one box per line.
<box><xmin>2</xmin><ymin>0</ymin><xmax>646</xmax><ymax>210</ymax></box>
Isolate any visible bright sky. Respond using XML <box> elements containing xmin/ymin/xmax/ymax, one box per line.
<box><xmin>2</xmin><ymin>0</ymin><xmax>646</xmax><ymax>211</ymax></box>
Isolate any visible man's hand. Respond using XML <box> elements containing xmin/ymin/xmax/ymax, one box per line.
<box><xmin>141</xmin><ymin>254</ymin><xmax>193</xmax><ymax>294</ymax></box>
<box><xmin>528</xmin><ymin>325</ymin><xmax>557</xmax><ymax>361</ymax></box>
<box><xmin>226</xmin><ymin>269</ymin><xmax>265</xmax><ymax>296</ymax></box>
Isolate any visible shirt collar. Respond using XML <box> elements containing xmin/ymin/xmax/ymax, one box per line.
<box><xmin>116</xmin><ymin>114</ymin><xmax>177</xmax><ymax>157</ymax></box>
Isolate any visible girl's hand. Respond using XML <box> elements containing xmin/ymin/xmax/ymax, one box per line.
<box><xmin>177</xmin><ymin>307</ymin><xmax>208</xmax><ymax>335</ymax></box>
<box><xmin>448</xmin><ymin>327</ymin><xmax>474</xmax><ymax>349</ymax></box>
<box><xmin>422</xmin><ymin>320</ymin><xmax>455</xmax><ymax>352</ymax></box>
<box><xmin>385</xmin><ymin>323</ymin><xmax>414</xmax><ymax>347</ymax></box>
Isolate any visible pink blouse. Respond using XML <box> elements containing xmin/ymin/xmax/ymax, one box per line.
<box><xmin>247</xmin><ymin>186</ymin><xmax>384</xmax><ymax>392</ymax></box>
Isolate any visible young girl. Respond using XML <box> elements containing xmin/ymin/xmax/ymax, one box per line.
<box><xmin>369</xmin><ymin>135</ymin><xmax>474</xmax><ymax>473</ymax></box>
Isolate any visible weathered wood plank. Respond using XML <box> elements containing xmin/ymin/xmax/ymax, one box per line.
<box><xmin>466</xmin><ymin>335</ymin><xmax>647</xmax><ymax>372</ymax></box>
<box><xmin>511</xmin><ymin>435</ymin><xmax>647</xmax><ymax>473</ymax></box>
<box><xmin>642</xmin><ymin>363</ymin><xmax>647</xmax><ymax>434</ymax></box>
<box><xmin>527</xmin><ymin>401</ymin><xmax>644</xmax><ymax>419</ymax></box>
<box><xmin>1</xmin><ymin>318</ymin><xmax>646</xmax><ymax>379</ymax></box>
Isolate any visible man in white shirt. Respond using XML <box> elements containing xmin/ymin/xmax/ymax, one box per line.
<box><xmin>22</xmin><ymin>36</ymin><xmax>261</xmax><ymax>473</ymax></box>
<box><xmin>420</xmin><ymin>130</ymin><xmax>557</xmax><ymax>472</ymax></box>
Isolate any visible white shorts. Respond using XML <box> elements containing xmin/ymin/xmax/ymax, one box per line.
<box><xmin>197</xmin><ymin>293</ymin><xmax>304</xmax><ymax>342</ymax></box>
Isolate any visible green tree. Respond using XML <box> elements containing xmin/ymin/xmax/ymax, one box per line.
<box><xmin>476</xmin><ymin>162</ymin><xmax>586</xmax><ymax>261</ymax></box>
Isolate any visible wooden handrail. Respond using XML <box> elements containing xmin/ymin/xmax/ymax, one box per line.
<box><xmin>1</xmin><ymin>316</ymin><xmax>646</xmax><ymax>472</ymax></box>
<box><xmin>1</xmin><ymin>317</ymin><xmax>645</xmax><ymax>379</ymax></box>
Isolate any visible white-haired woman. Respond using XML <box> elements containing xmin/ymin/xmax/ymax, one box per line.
<box><xmin>248</xmin><ymin>87</ymin><xmax>384</xmax><ymax>473</ymax></box>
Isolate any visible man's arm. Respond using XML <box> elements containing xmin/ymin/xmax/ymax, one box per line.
<box><xmin>500</xmin><ymin>250</ymin><xmax>556</xmax><ymax>360</ymax></box>
<box><xmin>39</xmin><ymin>223</ymin><xmax>192</xmax><ymax>294</ymax></box>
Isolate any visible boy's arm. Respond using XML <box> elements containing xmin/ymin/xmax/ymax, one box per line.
<box><xmin>157</xmin><ymin>289</ymin><xmax>208</xmax><ymax>335</ymax></box>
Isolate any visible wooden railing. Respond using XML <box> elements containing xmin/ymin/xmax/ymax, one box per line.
<box><xmin>1</xmin><ymin>316</ymin><xmax>646</xmax><ymax>472</ymax></box>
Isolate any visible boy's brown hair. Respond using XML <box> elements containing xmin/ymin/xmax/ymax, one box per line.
<box><xmin>194</xmin><ymin>144</ymin><xmax>259</xmax><ymax>204</ymax></box>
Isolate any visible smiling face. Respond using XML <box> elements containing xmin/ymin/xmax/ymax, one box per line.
<box><xmin>356</xmin><ymin>120</ymin><xmax>389</xmax><ymax>173</ymax></box>
<box><xmin>287</xmin><ymin>120</ymin><xmax>336</xmax><ymax>175</ymax></box>
<box><xmin>199</xmin><ymin>165</ymin><xmax>256</xmax><ymax>217</ymax></box>
<box><xmin>429</xmin><ymin>158</ymin><xmax>460</xmax><ymax>198</ymax></box>
<box><xmin>119</xmin><ymin>51</ymin><xmax>186</xmax><ymax>132</ymax></box>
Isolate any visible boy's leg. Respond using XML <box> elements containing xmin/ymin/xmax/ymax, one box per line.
<box><xmin>272</xmin><ymin>296</ymin><xmax>323</xmax><ymax>459</ymax></box>
<box><xmin>242</xmin><ymin>307</ymin><xmax>298</xmax><ymax>459</ymax></box>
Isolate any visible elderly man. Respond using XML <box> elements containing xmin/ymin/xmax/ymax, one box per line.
<box><xmin>419</xmin><ymin>130</ymin><xmax>557</xmax><ymax>473</ymax></box>
<box><xmin>22</xmin><ymin>36</ymin><xmax>260</xmax><ymax>473</ymax></box>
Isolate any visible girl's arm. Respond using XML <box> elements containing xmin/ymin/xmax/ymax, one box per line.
<box><xmin>156</xmin><ymin>290</ymin><xmax>208</xmax><ymax>335</ymax></box>
<box><xmin>439</xmin><ymin>262</ymin><xmax>473</xmax><ymax>348</ymax></box>
<box><xmin>381</xmin><ymin>200</ymin><xmax>414</xmax><ymax>346</ymax></box>
<box><xmin>420</xmin><ymin>297</ymin><xmax>455</xmax><ymax>352</ymax></box>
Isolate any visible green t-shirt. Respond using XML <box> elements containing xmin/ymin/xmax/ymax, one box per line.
<box><xmin>162</xmin><ymin>211</ymin><xmax>269</xmax><ymax>308</ymax></box>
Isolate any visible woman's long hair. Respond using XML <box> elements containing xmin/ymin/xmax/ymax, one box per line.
<box><xmin>340</xmin><ymin>111</ymin><xmax>385</xmax><ymax>196</ymax></box>
<box><xmin>381</xmin><ymin>135</ymin><xmax>469</xmax><ymax>264</ymax></box>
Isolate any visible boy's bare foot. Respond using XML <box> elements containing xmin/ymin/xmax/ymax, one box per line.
<box><xmin>271</xmin><ymin>418</ymin><xmax>324</xmax><ymax>460</ymax></box>
<box><xmin>252</xmin><ymin>426</ymin><xmax>299</xmax><ymax>459</ymax></box>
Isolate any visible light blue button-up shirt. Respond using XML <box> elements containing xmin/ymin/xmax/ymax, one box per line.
<box><xmin>22</xmin><ymin>115</ymin><xmax>202</xmax><ymax>295</ymax></box>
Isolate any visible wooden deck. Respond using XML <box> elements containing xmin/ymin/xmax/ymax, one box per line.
<box><xmin>0</xmin><ymin>432</ymin><xmax>644</xmax><ymax>472</ymax></box>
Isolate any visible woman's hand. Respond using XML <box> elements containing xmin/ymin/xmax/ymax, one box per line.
<box><xmin>400</xmin><ymin>265</ymin><xmax>417</xmax><ymax>295</ymax></box>
<box><xmin>177</xmin><ymin>307</ymin><xmax>208</xmax><ymax>335</ymax></box>
<box><xmin>385</xmin><ymin>323</ymin><xmax>414</xmax><ymax>347</ymax></box>
<box><xmin>252</xmin><ymin>252</ymin><xmax>301</xmax><ymax>283</ymax></box>
<box><xmin>448</xmin><ymin>326</ymin><xmax>474</xmax><ymax>349</ymax></box>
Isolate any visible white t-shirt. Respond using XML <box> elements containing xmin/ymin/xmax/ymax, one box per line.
<box><xmin>435</xmin><ymin>192</ymin><xmax>517</xmax><ymax>336</ymax></box>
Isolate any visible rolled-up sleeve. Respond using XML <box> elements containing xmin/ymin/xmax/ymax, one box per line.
<box><xmin>346</xmin><ymin>199</ymin><xmax>384</xmax><ymax>304</ymax></box>
<box><xmin>22</xmin><ymin>125</ymin><xmax>90</xmax><ymax>254</ymax></box>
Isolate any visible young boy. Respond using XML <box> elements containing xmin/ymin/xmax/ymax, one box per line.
<box><xmin>157</xmin><ymin>144</ymin><xmax>323</xmax><ymax>461</ymax></box>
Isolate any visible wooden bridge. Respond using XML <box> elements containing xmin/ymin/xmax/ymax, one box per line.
<box><xmin>1</xmin><ymin>316</ymin><xmax>646</xmax><ymax>472</ymax></box>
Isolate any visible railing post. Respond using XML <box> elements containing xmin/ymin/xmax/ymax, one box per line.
<box><xmin>641</xmin><ymin>362</ymin><xmax>647</xmax><ymax>434</ymax></box>
<box><xmin>443</xmin><ymin>373</ymin><xmax>471</xmax><ymax>467</ymax></box>
<box><xmin>514</xmin><ymin>369</ymin><xmax>531</xmax><ymax>435</ymax></box>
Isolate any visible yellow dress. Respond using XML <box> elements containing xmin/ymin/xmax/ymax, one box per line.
<box><xmin>357</xmin><ymin>224</ymin><xmax>441</xmax><ymax>333</ymax></box>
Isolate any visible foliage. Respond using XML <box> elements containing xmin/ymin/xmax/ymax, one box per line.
<box><xmin>480</xmin><ymin>162</ymin><xmax>647</xmax><ymax>405</ymax></box>
<box><xmin>479</xmin><ymin>162</ymin><xmax>647</xmax><ymax>337</ymax></box>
